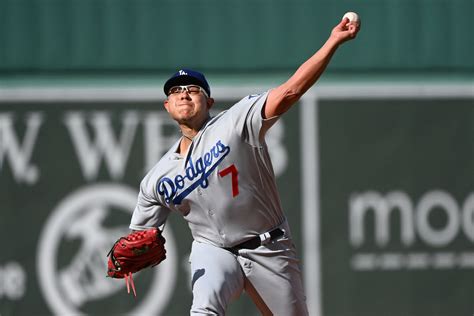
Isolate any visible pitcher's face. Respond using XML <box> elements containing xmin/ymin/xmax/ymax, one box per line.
<box><xmin>164</xmin><ymin>85</ymin><xmax>214</xmax><ymax>126</ymax></box>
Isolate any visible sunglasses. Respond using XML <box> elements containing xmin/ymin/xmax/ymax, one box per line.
<box><xmin>168</xmin><ymin>85</ymin><xmax>209</xmax><ymax>98</ymax></box>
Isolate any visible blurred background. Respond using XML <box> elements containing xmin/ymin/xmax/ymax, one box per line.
<box><xmin>0</xmin><ymin>0</ymin><xmax>473</xmax><ymax>315</ymax></box>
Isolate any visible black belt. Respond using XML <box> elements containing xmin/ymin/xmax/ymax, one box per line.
<box><xmin>224</xmin><ymin>228</ymin><xmax>285</xmax><ymax>254</ymax></box>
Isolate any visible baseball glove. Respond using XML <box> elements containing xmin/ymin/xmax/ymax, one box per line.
<box><xmin>106</xmin><ymin>228</ymin><xmax>166</xmax><ymax>296</ymax></box>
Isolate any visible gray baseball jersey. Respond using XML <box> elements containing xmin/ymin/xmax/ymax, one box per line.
<box><xmin>130</xmin><ymin>91</ymin><xmax>285</xmax><ymax>247</ymax></box>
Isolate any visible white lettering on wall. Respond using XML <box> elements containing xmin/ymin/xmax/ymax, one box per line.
<box><xmin>416</xmin><ymin>191</ymin><xmax>460</xmax><ymax>247</ymax></box>
<box><xmin>349</xmin><ymin>190</ymin><xmax>474</xmax><ymax>248</ymax></box>
<box><xmin>0</xmin><ymin>112</ymin><xmax>43</xmax><ymax>184</ymax></box>
<box><xmin>0</xmin><ymin>262</ymin><xmax>27</xmax><ymax>300</ymax></box>
<box><xmin>349</xmin><ymin>190</ymin><xmax>474</xmax><ymax>270</ymax></box>
<box><xmin>63</xmin><ymin>111</ymin><xmax>139</xmax><ymax>181</ymax></box>
<box><xmin>350</xmin><ymin>191</ymin><xmax>415</xmax><ymax>247</ymax></box>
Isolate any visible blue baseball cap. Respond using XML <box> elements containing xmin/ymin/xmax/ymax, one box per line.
<box><xmin>163</xmin><ymin>69</ymin><xmax>211</xmax><ymax>97</ymax></box>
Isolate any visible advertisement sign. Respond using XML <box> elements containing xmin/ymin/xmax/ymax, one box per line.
<box><xmin>318</xmin><ymin>97</ymin><xmax>474</xmax><ymax>316</ymax></box>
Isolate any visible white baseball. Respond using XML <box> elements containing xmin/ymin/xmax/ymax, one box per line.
<box><xmin>343</xmin><ymin>12</ymin><xmax>360</xmax><ymax>25</ymax></box>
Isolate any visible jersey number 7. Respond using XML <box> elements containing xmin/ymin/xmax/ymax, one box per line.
<box><xmin>218</xmin><ymin>164</ymin><xmax>239</xmax><ymax>197</ymax></box>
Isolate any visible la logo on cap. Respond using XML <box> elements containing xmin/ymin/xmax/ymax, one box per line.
<box><xmin>179</xmin><ymin>70</ymin><xmax>188</xmax><ymax>75</ymax></box>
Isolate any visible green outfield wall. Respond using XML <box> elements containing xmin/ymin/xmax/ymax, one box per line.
<box><xmin>0</xmin><ymin>0</ymin><xmax>473</xmax><ymax>75</ymax></box>
<box><xmin>1</xmin><ymin>83</ymin><xmax>473</xmax><ymax>315</ymax></box>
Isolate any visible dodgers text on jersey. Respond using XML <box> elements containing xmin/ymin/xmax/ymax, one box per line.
<box><xmin>157</xmin><ymin>140</ymin><xmax>230</xmax><ymax>204</ymax></box>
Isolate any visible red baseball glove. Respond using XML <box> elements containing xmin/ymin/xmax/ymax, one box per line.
<box><xmin>107</xmin><ymin>228</ymin><xmax>166</xmax><ymax>296</ymax></box>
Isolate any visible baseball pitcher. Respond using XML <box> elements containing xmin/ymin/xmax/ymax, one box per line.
<box><xmin>119</xmin><ymin>16</ymin><xmax>359</xmax><ymax>315</ymax></box>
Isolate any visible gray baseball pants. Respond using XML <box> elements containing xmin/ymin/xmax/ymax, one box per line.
<box><xmin>189</xmin><ymin>224</ymin><xmax>308</xmax><ymax>315</ymax></box>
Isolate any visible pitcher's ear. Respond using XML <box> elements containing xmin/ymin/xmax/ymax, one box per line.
<box><xmin>207</xmin><ymin>97</ymin><xmax>215</xmax><ymax>109</ymax></box>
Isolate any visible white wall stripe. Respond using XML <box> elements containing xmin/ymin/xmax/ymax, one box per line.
<box><xmin>300</xmin><ymin>96</ymin><xmax>322</xmax><ymax>316</ymax></box>
<box><xmin>1</xmin><ymin>82</ymin><xmax>472</xmax><ymax>102</ymax></box>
